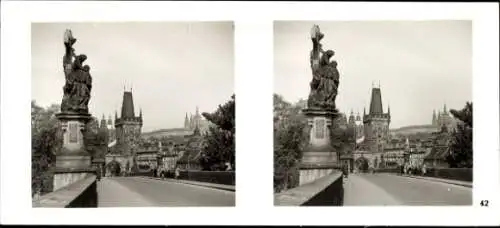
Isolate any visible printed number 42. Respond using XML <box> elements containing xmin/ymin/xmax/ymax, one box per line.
<box><xmin>480</xmin><ymin>200</ymin><xmax>489</xmax><ymax>207</ymax></box>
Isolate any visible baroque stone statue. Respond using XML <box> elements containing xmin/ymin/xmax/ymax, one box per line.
<box><xmin>61</xmin><ymin>29</ymin><xmax>92</xmax><ymax>114</ymax></box>
<box><xmin>307</xmin><ymin>25</ymin><xmax>340</xmax><ymax>111</ymax></box>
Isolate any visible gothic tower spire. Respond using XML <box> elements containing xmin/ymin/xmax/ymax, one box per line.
<box><xmin>100</xmin><ymin>114</ymin><xmax>106</xmax><ymax>128</ymax></box>
<box><xmin>432</xmin><ymin>109</ymin><xmax>437</xmax><ymax>126</ymax></box>
<box><xmin>369</xmin><ymin>87</ymin><xmax>383</xmax><ymax>115</ymax></box>
<box><xmin>121</xmin><ymin>90</ymin><xmax>135</xmax><ymax>119</ymax></box>
<box><xmin>184</xmin><ymin>112</ymin><xmax>189</xmax><ymax>129</ymax></box>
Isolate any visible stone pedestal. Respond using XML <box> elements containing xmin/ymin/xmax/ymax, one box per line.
<box><xmin>301</xmin><ymin>108</ymin><xmax>340</xmax><ymax>166</ymax></box>
<box><xmin>299</xmin><ymin>108</ymin><xmax>340</xmax><ymax>185</ymax></box>
<box><xmin>53</xmin><ymin>112</ymin><xmax>96</xmax><ymax>191</ymax></box>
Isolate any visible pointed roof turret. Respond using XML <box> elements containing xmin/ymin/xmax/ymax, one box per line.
<box><xmin>184</xmin><ymin>112</ymin><xmax>189</xmax><ymax>129</ymax></box>
<box><xmin>369</xmin><ymin>86</ymin><xmax>384</xmax><ymax>115</ymax></box>
<box><xmin>195</xmin><ymin>106</ymin><xmax>200</xmax><ymax>118</ymax></box>
<box><xmin>115</xmin><ymin>110</ymin><xmax>118</xmax><ymax>121</ymax></box>
<box><xmin>443</xmin><ymin>103</ymin><xmax>447</xmax><ymax>114</ymax></box>
<box><xmin>348</xmin><ymin>109</ymin><xmax>355</xmax><ymax>125</ymax></box>
<box><xmin>121</xmin><ymin>90</ymin><xmax>135</xmax><ymax>119</ymax></box>
<box><xmin>100</xmin><ymin>114</ymin><xmax>106</xmax><ymax>128</ymax></box>
<box><xmin>432</xmin><ymin>109</ymin><xmax>437</xmax><ymax>125</ymax></box>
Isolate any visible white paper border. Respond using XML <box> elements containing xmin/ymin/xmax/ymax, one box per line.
<box><xmin>1</xmin><ymin>1</ymin><xmax>499</xmax><ymax>226</ymax></box>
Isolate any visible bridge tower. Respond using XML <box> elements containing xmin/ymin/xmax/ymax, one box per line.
<box><xmin>115</xmin><ymin>89</ymin><xmax>143</xmax><ymax>156</ymax></box>
<box><xmin>363</xmin><ymin>84</ymin><xmax>391</xmax><ymax>154</ymax></box>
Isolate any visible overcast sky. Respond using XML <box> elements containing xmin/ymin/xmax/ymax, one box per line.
<box><xmin>32</xmin><ymin>22</ymin><xmax>234</xmax><ymax>132</ymax></box>
<box><xmin>274</xmin><ymin>21</ymin><xmax>472</xmax><ymax>128</ymax></box>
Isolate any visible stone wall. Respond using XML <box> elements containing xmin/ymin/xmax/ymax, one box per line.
<box><xmin>178</xmin><ymin>171</ymin><xmax>235</xmax><ymax>186</ymax></box>
<box><xmin>375</xmin><ymin>167</ymin><xmax>473</xmax><ymax>182</ymax></box>
<box><xmin>275</xmin><ymin>172</ymin><xmax>344</xmax><ymax>206</ymax></box>
<box><xmin>424</xmin><ymin>168</ymin><xmax>472</xmax><ymax>182</ymax></box>
<box><xmin>299</xmin><ymin>167</ymin><xmax>335</xmax><ymax>185</ymax></box>
<box><xmin>33</xmin><ymin>174</ymin><xmax>97</xmax><ymax>208</ymax></box>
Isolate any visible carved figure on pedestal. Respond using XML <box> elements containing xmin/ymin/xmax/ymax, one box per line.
<box><xmin>60</xmin><ymin>30</ymin><xmax>92</xmax><ymax>114</ymax></box>
<box><xmin>307</xmin><ymin>25</ymin><xmax>341</xmax><ymax>112</ymax></box>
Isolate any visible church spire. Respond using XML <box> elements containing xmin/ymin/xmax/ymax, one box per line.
<box><xmin>100</xmin><ymin>114</ymin><xmax>106</xmax><ymax>128</ymax></box>
<box><xmin>432</xmin><ymin>109</ymin><xmax>437</xmax><ymax>126</ymax></box>
<box><xmin>184</xmin><ymin>112</ymin><xmax>189</xmax><ymax>129</ymax></box>
<box><xmin>443</xmin><ymin>103</ymin><xmax>447</xmax><ymax>114</ymax></box>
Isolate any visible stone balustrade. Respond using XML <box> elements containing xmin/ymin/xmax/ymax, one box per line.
<box><xmin>274</xmin><ymin>171</ymin><xmax>343</xmax><ymax>206</ymax></box>
<box><xmin>33</xmin><ymin>174</ymin><xmax>97</xmax><ymax>208</ymax></box>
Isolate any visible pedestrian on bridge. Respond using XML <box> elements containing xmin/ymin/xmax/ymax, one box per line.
<box><xmin>342</xmin><ymin>164</ymin><xmax>349</xmax><ymax>178</ymax></box>
<box><xmin>421</xmin><ymin>164</ymin><xmax>427</xmax><ymax>176</ymax></box>
<box><xmin>175</xmin><ymin>166</ymin><xmax>180</xmax><ymax>179</ymax></box>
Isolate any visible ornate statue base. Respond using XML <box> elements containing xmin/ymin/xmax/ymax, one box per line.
<box><xmin>299</xmin><ymin>107</ymin><xmax>340</xmax><ymax>185</ymax></box>
<box><xmin>53</xmin><ymin>112</ymin><xmax>96</xmax><ymax>191</ymax></box>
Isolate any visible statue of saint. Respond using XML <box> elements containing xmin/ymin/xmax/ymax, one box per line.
<box><xmin>60</xmin><ymin>30</ymin><xmax>92</xmax><ymax>114</ymax></box>
<box><xmin>307</xmin><ymin>25</ymin><xmax>340</xmax><ymax>111</ymax></box>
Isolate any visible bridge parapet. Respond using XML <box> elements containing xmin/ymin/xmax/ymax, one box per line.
<box><xmin>375</xmin><ymin>167</ymin><xmax>473</xmax><ymax>182</ymax></box>
<box><xmin>33</xmin><ymin>174</ymin><xmax>97</xmax><ymax>208</ymax></box>
<box><xmin>299</xmin><ymin>164</ymin><xmax>340</xmax><ymax>185</ymax></box>
<box><xmin>275</xmin><ymin>172</ymin><xmax>343</xmax><ymax>206</ymax></box>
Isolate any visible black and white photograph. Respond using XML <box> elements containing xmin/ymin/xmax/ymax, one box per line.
<box><xmin>274</xmin><ymin>21</ymin><xmax>473</xmax><ymax>206</ymax></box>
<box><xmin>1</xmin><ymin>1</ymin><xmax>499</xmax><ymax>226</ymax></box>
<box><xmin>31</xmin><ymin>22</ymin><xmax>235</xmax><ymax>207</ymax></box>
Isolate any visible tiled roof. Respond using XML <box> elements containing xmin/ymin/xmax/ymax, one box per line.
<box><xmin>177</xmin><ymin>137</ymin><xmax>205</xmax><ymax>163</ymax></box>
<box><xmin>425</xmin><ymin>146</ymin><xmax>448</xmax><ymax>160</ymax></box>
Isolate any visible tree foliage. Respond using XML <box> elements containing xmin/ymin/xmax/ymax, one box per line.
<box><xmin>330</xmin><ymin>124</ymin><xmax>356</xmax><ymax>155</ymax></box>
<box><xmin>200</xmin><ymin>94</ymin><xmax>235</xmax><ymax>170</ymax></box>
<box><xmin>447</xmin><ymin>102</ymin><xmax>473</xmax><ymax>168</ymax></box>
<box><xmin>83</xmin><ymin>118</ymin><xmax>109</xmax><ymax>160</ymax></box>
<box><xmin>273</xmin><ymin>94</ymin><xmax>307</xmax><ymax>193</ymax></box>
<box><xmin>31</xmin><ymin>101</ymin><xmax>61</xmax><ymax>196</ymax></box>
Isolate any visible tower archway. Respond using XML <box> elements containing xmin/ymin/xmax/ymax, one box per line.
<box><xmin>355</xmin><ymin>156</ymin><xmax>369</xmax><ymax>173</ymax></box>
<box><xmin>106</xmin><ymin>160</ymin><xmax>121</xmax><ymax>177</ymax></box>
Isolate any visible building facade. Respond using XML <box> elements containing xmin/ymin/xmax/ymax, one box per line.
<box><xmin>184</xmin><ymin>106</ymin><xmax>210</xmax><ymax>134</ymax></box>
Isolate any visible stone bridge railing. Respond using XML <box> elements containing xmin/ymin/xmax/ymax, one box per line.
<box><xmin>32</xmin><ymin>174</ymin><xmax>97</xmax><ymax>208</ymax></box>
<box><xmin>274</xmin><ymin>171</ymin><xmax>344</xmax><ymax>206</ymax></box>
<box><xmin>375</xmin><ymin>167</ymin><xmax>473</xmax><ymax>182</ymax></box>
